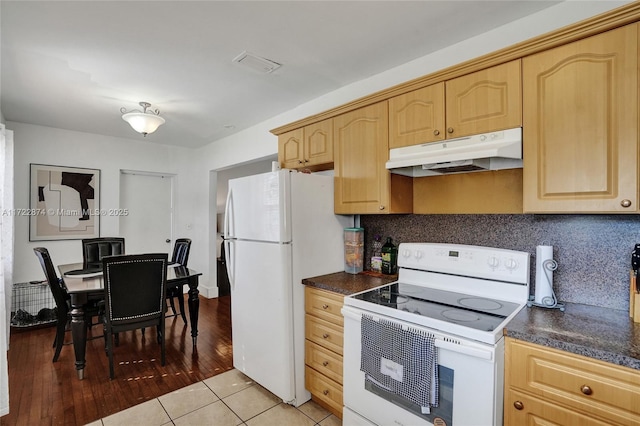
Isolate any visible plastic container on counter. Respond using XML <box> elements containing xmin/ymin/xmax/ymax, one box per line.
<box><xmin>344</xmin><ymin>227</ymin><xmax>364</xmax><ymax>274</ymax></box>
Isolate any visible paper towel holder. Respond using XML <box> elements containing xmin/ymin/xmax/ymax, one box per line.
<box><xmin>527</xmin><ymin>245</ymin><xmax>565</xmax><ymax>311</ymax></box>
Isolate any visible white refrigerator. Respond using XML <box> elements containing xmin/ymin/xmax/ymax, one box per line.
<box><xmin>224</xmin><ymin>169</ymin><xmax>352</xmax><ymax>406</ymax></box>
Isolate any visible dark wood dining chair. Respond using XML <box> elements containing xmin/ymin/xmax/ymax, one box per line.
<box><xmin>166</xmin><ymin>238</ymin><xmax>191</xmax><ymax>324</ymax></box>
<box><xmin>82</xmin><ymin>237</ymin><xmax>125</xmax><ymax>270</ymax></box>
<box><xmin>102</xmin><ymin>253</ymin><xmax>168</xmax><ymax>379</ymax></box>
<box><xmin>33</xmin><ymin>247</ymin><xmax>103</xmax><ymax>362</ymax></box>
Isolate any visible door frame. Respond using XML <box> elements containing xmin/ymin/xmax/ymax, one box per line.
<box><xmin>119</xmin><ymin>169</ymin><xmax>176</xmax><ymax>253</ymax></box>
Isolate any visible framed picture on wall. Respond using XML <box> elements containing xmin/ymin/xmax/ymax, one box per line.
<box><xmin>29</xmin><ymin>164</ymin><xmax>100</xmax><ymax>241</ymax></box>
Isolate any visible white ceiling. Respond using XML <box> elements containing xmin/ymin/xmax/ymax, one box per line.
<box><xmin>1</xmin><ymin>1</ymin><xmax>564</xmax><ymax>149</ymax></box>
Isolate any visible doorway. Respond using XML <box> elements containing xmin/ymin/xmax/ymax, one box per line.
<box><xmin>211</xmin><ymin>157</ymin><xmax>275</xmax><ymax>297</ymax></box>
<box><xmin>119</xmin><ymin>170</ymin><xmax>174</xmax><ymax>255</ymax></box>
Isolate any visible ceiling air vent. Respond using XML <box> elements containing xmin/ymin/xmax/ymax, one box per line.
<box><xmin>232</xmin><ymin>51</ymin><xmax>281</xmax><ymax>73</ymax></box>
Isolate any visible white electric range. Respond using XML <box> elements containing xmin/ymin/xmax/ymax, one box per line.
<box><xmin>342</xmin><ymin>242</ymin><xmax>530</xmax><ymax>426</ymax></box>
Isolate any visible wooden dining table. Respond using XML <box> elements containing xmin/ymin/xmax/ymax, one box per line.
<box><xmin>58</xmin><ymin>262</ymin><xmax>203</xmax><ymax>380</ymax></box>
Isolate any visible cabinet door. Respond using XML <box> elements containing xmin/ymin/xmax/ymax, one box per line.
<box><xmin>506</xmin><ymin>338</ymin><xmax>640</xmax><ymax>425</ymax></box>
<box><xmin>445</xmin><ymin>59</ymin><xmax>522</xmax><ymax>138</ymax></box>
<box><xmin>305</xmin><ymin>366</ymin><xmax>343</xmax><ymax>417</ymax></box>
<box><xmin>522</xmin><ymin>25</ymin><xmax>638</xmax><ymax>213</ymax></box>
<box><xmin>505</xmin><ymin>389</ymin><xmax>615</xmax><ymax>426</ymax></box>
<box><xmin>305</xmin><ymin>340</ymin><xmax>343</xmax><ymax>385</ymax></box>
<box><xmin>305</xmin><ymin>286</ymin><xmax>344</xmax><ymax>326</ymax></box>
<box><xmin>388</xmin><ymin>82</ymin><xmax>445</xmax><ymax>149</ymax></box>
<box><xmin>305</xmin><ymin>315</ymin><xmax>344</xmax><ymax>355</ymax></box>
<box><xmin>304</xmin><ymin>119</ymin><xmax>333</xmax><ymax>167</ymax></box>
<box><xmin>334</xmin><ymin>101</ymin><xmax>391</xmax><ymax>214</ymax></box>
<box><xmin>278</xmin><ymin>128</ymin><xmax>304</xmax><ymax>169</ymax></box>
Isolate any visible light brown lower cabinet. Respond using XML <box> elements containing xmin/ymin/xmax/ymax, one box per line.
<box><xmin>504</xmin><ymin>337</ymin><xmax>640</xmax><ymax>426</ymax></box>
<box><xmin>304</xmin><ymin>286</ymin><xmax>344</xmax><ymax>418</ymax></box>
<box><xmin>305</xmin><ymin>365</ymin><xmax>344</xmax><ymax>418</ymax></box>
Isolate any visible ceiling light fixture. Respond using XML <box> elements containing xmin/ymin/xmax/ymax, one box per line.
<box><xmin>120</xmin><ymin>102</ymin><xmax>165</xmax><ymax>136</ymax></box>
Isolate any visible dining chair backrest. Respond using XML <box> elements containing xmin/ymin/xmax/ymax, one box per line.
<box><xmin>34</xmin><ymin>247</ymin><xmax>76</xmax><ymax>362</ymax></box>
<box><xmin>82</xmin><ymin>237</ymin><xmax>125</xmax><ymax>270</ymax></box>
<box><xmin>33</xmin><ymin>247</ymin><xmax>69</xmax><ymax>313</ymax></box>
<box><xmin>171</xmin><ymin>238</ymin><xmax>191</xmax><ymax>266</ymax></box>
<box><xmin>103</xmin><ymin>253</ymin><xmax>167</xmax><ymax>328</ymax></box>
<box><xmin>102</xmin><ymin>253</ymin><xmax>168</xmax><ymax>379</ymax></box>
<box><xmin>165</xmin><ymin>238</ymin><xmax>192</xmax><ymax>324</ymax></box>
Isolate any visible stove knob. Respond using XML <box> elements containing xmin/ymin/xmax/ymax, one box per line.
<box><xmin>402</xmin><ymin>249</ymin><xmax>411</xmax><ymax>258</ymax></box>
<box><xmin>487</xmin><ymin>256</ymin><xmax>500</xmax><ymax>269</ymax></box>
<box><xmin>414</xmin><ymin>250</ymin><xmax>423</xmax><ymax>260</ymax></box>
<box><xmin>504</xmin><ymin>257</ymin><xmax>518</xmax><ymax>270</ymax></box>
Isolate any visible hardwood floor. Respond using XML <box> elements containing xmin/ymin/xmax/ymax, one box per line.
<box><xmin>0</xmin><ymin>295</ymin><xmax>233</xmax><ymax>426</ymax></box>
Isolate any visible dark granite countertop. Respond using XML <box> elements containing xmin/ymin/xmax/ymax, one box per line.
<box><xmin>504</xmin><ymin>302</ymin><xmax>640</xmax><ymax>371</ymax></box>
<box><xmin>302</xmin><ymin>271</ymin><xmax>397</xmax><ymax>295</ymax></box>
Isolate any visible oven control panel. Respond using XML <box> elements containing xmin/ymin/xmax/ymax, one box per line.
<box><xmin>398</xmin><ymin>243</ymin><xmax>530</xmax><ymax>284</ymax></box>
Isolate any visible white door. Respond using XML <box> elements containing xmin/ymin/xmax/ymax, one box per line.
<box><xmin>119</xmin><ymin>171</ymin><xmax>173</xmax><ymax>255</ymax></box>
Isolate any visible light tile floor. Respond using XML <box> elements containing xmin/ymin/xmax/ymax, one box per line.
<box><xmin>85</xmin><ymin>369</ymin><xmax>342</xmax><ymax>426</ymax></box>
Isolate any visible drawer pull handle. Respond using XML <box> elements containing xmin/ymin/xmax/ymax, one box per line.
<box><xmin>322</xmin><ymin>333</ymin><xmax>329</xmax><ymax>339</ymax></box>
<box><xmin>621</xmin><ymin>199</ymin><xmax>632</xmax><ymax>208</ymax></box>
<box><xmin>322</xmin><ymin>304</ymin><xmax>329</xmax><ymax>309</ymax></box>
<box><xmin>433</xmin><ymin>129</ymin><xmax>440</xmax><ymax>136</ymax></box>
<box><xmin>322</xmin><ymin>361</ymin><xmax>329</xmax><ymax>366</ymax></box>
<box><xmin>323</xmin><ymin>389</ymin><xmax>329</xmax><ymax>396</ymax></box>
<box><xmin>513</xmin><ymin>401</ymin><xmax>524</xmax><ymax>410</ymax></box>
<box><xmin>581</xmin><ymin>385</ymin><xmax>593</xmax><ymax>395</ymax></box>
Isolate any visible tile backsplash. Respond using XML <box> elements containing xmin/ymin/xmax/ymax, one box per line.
<box><xmin>360</xmin><ymin>214</ymin><xmax>640</xmax><ymax>312</ymax></box>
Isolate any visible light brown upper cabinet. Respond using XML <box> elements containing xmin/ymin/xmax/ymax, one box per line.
<box><xmin>278</xmin><ymin>128</ymin><xmax>304</xmax><ymax>169</ymax></box>
<box><xmin>388</xmin><ymin>60</ymin><xmax>522</xmax><ymax>149</ymax></box>
<box><xmin>278</xmin><ymin>119</ymin><xmax>333</xmax><ymax>172</ymax></box>
<box><xmin>334</xmin><ymin>101</ymin><xmax>412</xmax><ymax>214</ymax></box>
<box><xmin>388</xmin><ymin>82</ymin><xmax>445</xmax><ymax>148</ymax></box>
<box><xmin>446</xmin><ymin>60</ymin><xmax>522</xmax><ymax>138</ymax></box>
<box><xmin>522</xmin><ymin>24</ymin><xmax>638</xmax><ymax>213</ymax></box>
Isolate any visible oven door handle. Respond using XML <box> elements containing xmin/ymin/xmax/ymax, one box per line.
<box><xmin>434</xmin><ymin>340</ymin><xmax>493</xmax><ymax>361</ymax></box>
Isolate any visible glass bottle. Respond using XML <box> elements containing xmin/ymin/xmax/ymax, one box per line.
<box><xmin>371</xmin><ymin>234</ymin><xmax>383</xmax><ymax>273</ymax></box>
<box><xmin>381</xmin><ymin>237</ymin><xmax>398</xmax><ymax>275</ymax></box>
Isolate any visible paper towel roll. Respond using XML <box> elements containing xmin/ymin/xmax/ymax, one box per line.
<box><xmin>534</xmin><ymin>245</ymin><xmax>554</xmax><ymax>305</ymax></box>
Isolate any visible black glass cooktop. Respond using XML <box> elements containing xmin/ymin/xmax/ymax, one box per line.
<box><xmin>353</xmin><ymin>282</ymin><xmax>521</xmax><ymax>332</ymax></box>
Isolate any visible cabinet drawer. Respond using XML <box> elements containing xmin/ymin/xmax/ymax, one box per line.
<box><xmin>508</xmin><ymin>339</ymin><xmax>640</xmax><ymax>424</ymax></box>
<box><xmin>305</xmin><ymin>287</ymin><xmax>344</xmax><ymax>325</ymax></box>
<box><xmin>505</xmin><ymin>388</ymin><xmax>617</xmax><ymax>426</ymax></box>
<box><xmin>305</xmin><ymin>314</ymin><xmax>343</xmax><ymax>355</ymax></box>
<box><xmin>305</xmin><ymin>340</ymin><xmax>343</xmax><ymax>385</ymax></box>
<box><xmin>305</xmin><ymin>366</ymin><xmax>343</xmax><ymax>416</ymax></box>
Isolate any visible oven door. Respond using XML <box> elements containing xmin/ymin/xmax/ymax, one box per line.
<box><xmin>342</xmin><ymin>305</ymin><xmax>504</xmax><ymax>426</ymax></box>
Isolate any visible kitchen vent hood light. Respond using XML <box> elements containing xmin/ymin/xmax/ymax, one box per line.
<box><xmin>232</xmin><ymin>51</ymin><xmax>281</xmax><ymax>73</ymax></box>
<box><xmin>386</xmin><ymin>127</ymin><xmax>523</xmax><ymax>177</ymax></box>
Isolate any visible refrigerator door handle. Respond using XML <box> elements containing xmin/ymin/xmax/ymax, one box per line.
<box><xmin>224</xmin><ymin>189</ymin><xmax>235</xmax><ymax>289</ymax></box>
<box><xmin>224</xmin><ymin>187</ymin><xmax>233</xmax><ymax>238</ymax></box>
<box><xmin>225</xmin><ymin>239</ymin><xmax>235</xmax><ymax>290</ymax></box>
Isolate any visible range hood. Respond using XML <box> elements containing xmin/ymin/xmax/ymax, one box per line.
<box><xmin>386</xmin><ymin>127</ymin><xmax>522</xmax><ymax>177</ymax></box>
